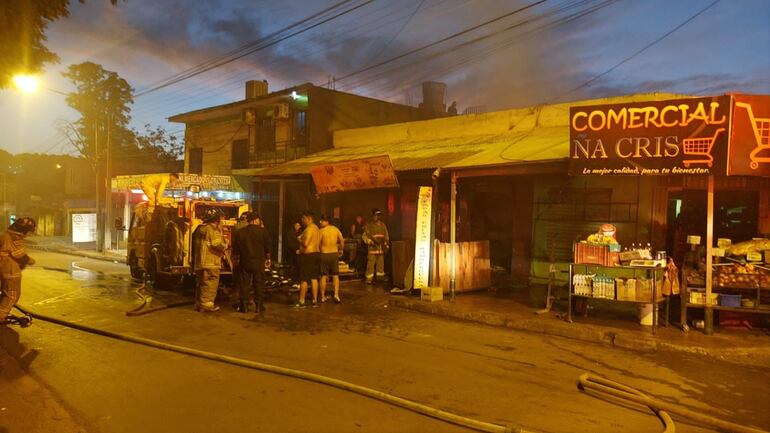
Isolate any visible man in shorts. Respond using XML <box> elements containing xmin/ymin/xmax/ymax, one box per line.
<box><xmin>296</xmin><ymin>212</ymin><xmax>321</xmax><ymax>307</ymax></box>
<box><xmin>318</xmin><ymin>215</ymin><xmax>344</xmax><ymax>304</ymax></box>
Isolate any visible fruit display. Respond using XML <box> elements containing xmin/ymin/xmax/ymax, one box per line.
<box><xmin>715</xmin><ymin>263</ymin><xmax>770</xmax><ymax>288</ymax></box>
<box><xmin>726</xmin><ymin>238</ymin><xmax>770</xmax><ymax>256</ymax></box>
<box><xmin>586</xmin><ymin>233</ymin><xmax>619</xmax><ymax>245</ymax></box>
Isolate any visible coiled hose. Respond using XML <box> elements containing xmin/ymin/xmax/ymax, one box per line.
<box><xmin>14</xmin><ymin>304</ymin><xmax>539</xmax><ymax>433</ymax></box>
<box><xmin>578</xmin><ymin>373</ymin><xmax>768</xmax><ymax>433</ymax></box>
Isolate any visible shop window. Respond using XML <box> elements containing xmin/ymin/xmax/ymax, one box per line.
<box><xmin>231</xmin><ymin>139</ymin><xmax>249</xmax><ymax>169</ymax></box>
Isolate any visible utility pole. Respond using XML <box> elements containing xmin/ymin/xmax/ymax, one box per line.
<box><xmin>94</xmin><ymin>121</ymin><xmax>102</xmax><ymax>252</ymax></box>
<box><xmin>104</xmin><ymin>116</ymin><xmax>112</xmax><ymax>251</ymax></box>
<box><xmin>1</xmin><ymin>172</ymin><xmax>7</xmax><ymax>228</ymax></box>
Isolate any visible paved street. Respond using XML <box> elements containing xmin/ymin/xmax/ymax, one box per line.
<box><xmin>2</xmin><ymin>250</ymin><xmax>769</xmax><ymax>433</ymax></box>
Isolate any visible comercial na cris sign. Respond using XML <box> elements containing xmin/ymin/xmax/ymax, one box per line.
<box><xmin>569</xmin><ymin>96</ymin><xmax>731</xmax><ymax>176</ymax></box>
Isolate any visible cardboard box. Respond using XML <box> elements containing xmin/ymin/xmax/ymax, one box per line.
<box><xmin>420</xmin><ymin>286</ymin><xmax>443</xmax><ymax>302</ymax></box>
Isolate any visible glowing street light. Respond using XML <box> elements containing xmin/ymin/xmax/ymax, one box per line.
<box><xmin>12</xmin><ymin>74</ymin><xmax>39</xmax><ymax>93</ymax></box>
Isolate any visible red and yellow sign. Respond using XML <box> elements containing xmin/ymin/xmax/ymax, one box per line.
<box><xmin>729</xmin><ymin>95</ymin><xmax>770</xmax><ymax>176</ymax></box>
<box><xmin>310</xmin><ymin>155</ymin><xmax>399</xmax><ymax>194</ymax></box>
<box><xmin>569</xmin><ymin>96</ymin><xmax>731</xmax><ymax>176</ymax></box>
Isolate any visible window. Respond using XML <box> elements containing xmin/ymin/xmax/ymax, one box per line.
<box><xmin>256</xmin><ymin>119</ymin><xmax>276</xmax><ymax>153</ymax></box>
<box><xmin>188</xmin><ymin>148</ymin><xmax>203</xmax><ymax>174</ymax></box>
<box><xmin>231</xmin><ymin>139</ymin><xmax>249</xmax><ymax>169</ymax></box>
<box><xmin>294</xmin><ymin>111</ymin><xmax>307</xmax><ymax>140</ymax></box>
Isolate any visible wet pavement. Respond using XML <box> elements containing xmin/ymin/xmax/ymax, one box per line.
<box><xmin>1</xmin><ymin>250</ymin><xmax>769</xmax><ymax>433</ymax></box>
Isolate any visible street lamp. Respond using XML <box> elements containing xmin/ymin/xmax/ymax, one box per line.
<box><xmin>12</xmin><ymin>74</ymin><xmax>39</xmax><ymax>93</ymax></box>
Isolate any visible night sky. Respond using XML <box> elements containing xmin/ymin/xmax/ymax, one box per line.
<box><xmin>1</xmin><ymin>0</ymin><xmax>768</xmax><ymax>155</ymax></box>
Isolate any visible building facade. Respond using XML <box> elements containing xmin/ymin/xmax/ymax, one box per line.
<box><xmin>170</xmin><ymin>81</ymin><xmax>425</xmax><ymax>176</ymax></box>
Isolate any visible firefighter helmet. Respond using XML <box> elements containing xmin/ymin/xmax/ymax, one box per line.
<box><xmin>202</xmin><ymin>208</ymin><xmax>223</xmax><ymax>223</ymax></box>
<box><xmin>9</xmin><ymin>217</ymin><xmax>36</xmax><ymax>234</ymax></box>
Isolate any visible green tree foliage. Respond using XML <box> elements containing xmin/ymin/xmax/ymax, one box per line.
<box><xmin>61</xmin><ymin>61</ymin><xmax>134</xmax><ymax>163</ymax></box>
<box><xmin>132</xmin><ymin>124</ymin><xmax>184</xmax><ymax>164</ymax></box>
<box><xmin>61</xmin><ymin>62</ymin><xmax>182</xmax><ymax>170</ymax></box>
<box><xmin>0</xmin><ymin>1</ymin><xmax>117</xmax><ymax>89</ymax></box>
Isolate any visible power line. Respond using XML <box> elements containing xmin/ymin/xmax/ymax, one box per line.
<box><xmin>343</xmin><ymin>0</ymin><xmax>608</xmax><ymax>93</ymax></box>
<box><xmin>362</xmin><ymin>0</ymin><xmax>427</xmax><ymax>67</ymax></box>
<box><xmin>332</xmin><ymin>0</ymin><xmax>549</xmax><ymax>84</ymax></box>
<box><xmin>136</xmin><ymin>0</ymin><xmax>356</xmax><ymax>95</ymax></box>
<box><xmin>130</xmin><ymin>0</ymin><xmax>440</xmax><ymax>118</ymax></box>
<box><xmin>548</xmin><ymin>0</ymin><xmax>722</xmax><ymax>102</ymax></box>
<box><xmin>135</xmin><ymin>0</ymin><xmax>375</xmax><ymax>97</ymax></box>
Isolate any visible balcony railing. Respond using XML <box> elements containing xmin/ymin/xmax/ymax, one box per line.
<box><xmin>250</xmin><ymin>138</ymin><xmax>307</xmax><ymax>168</ymax></box>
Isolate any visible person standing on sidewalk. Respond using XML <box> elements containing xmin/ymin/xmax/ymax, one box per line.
<box><xmin>0</xmin><ymin>218</ymin><xmax>36</xmax><ymax>324</ymax></box>
<box><xmin>296</xmin><ymin>212</ymin><xmax>321</xmax><ymax>308</ymax></box>
<box><xmin>232</xmin><ymin>212</ymin><xmax>272</xmax><ymax>314</ymax></box>
<box><xmin>318</xmin><ymin>215</ymin><xmax>344</xmax><ymax>304</ymax></box>
<box><xmin>194</xmin><ymin>208</ymin><xmax>226</xmax><ymax>312</ymax></box>
<box><xmin>363</xmin><ymin>209</ymin><xmax>389</xmax><ymax>285</ymax></box>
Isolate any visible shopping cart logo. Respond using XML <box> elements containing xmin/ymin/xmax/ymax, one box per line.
<box><xmin>735</xmin><ymin>102</ymin><xmax>770</xmax><ymax>170</ymax></box>
<box><xmin>682</xmin><ymin>128</ymin><xmax>724</xmax><ymax>168</ymax></box>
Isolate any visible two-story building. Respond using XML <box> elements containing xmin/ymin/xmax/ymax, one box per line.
<box><xmin>169</xmin><ymin>80</ymin><xmax>427</xmax><ymax>176</ymax></box>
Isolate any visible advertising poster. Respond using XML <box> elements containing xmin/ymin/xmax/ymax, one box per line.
<box><xmin>310</xmin><ymin>155</ymin><xmax>399</xmax><ymax>194</ymax></box>
<box><xmin>413</xmin><ymin>186</ymin><xmax>433</xmax><ymax>289</ymax></box>
<box><xmin>72</xmin><ymin>213</ymin><xmax>97</xmax><ymax>243</ymax></box>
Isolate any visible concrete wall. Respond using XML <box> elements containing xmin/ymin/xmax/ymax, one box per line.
<box><xmin>307</xmin><ymin>87</ymin><xmax>422</xmax><ymax>154</ymax></box>
<box><xmin>183</xmin><ymin>115</ymin><xmax>246</xmax><ymax>175</ymax></box>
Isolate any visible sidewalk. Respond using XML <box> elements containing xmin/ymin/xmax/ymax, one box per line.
<box><xmin>26</xmin><ymin>236</ymin><xmax>126</xmax><ymax>264</ymax></box>
<box><xmin>389</xmin><ymin>284</ymin><xmax>770</xmax><ymax>367</ymax></box>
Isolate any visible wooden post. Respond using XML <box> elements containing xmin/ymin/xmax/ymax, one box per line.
<box><xmin>277</xmin><ymin>180</ymin><xmax>285</xmax><ymax>264</ymax></box>
<box><xmin>704</xmin><ymin>175</ymin><xmax>715</xmax><ymax>335</ymax></box>
<box><xmin>449</xmin><ymin>171</ymin><xmax>457</xmax><ymax>300</ymax></box>
<box><xmin>257</xmin><ymin>177</ymin><xmax>264</xmax><ymax>215</ymax></box>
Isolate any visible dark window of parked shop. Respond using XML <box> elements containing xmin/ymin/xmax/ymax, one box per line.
<box><xmin>188</xmin><ymin>148</ymin><xmax>203</xmax><ymax>174</ymax></box>
<box><xmin>231</xmin><ymin>139</ymin><xmax>249</xmax><ymax>169</ymax></box>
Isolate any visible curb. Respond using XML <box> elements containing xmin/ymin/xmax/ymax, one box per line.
<box><xmin>27</xmin><ymin>244</ymin><xmax>127</xmax><ymax>264</ymax></box>
<box><xmin>389</xmin><ymin>297</ymin><xmax>770</xmax><ymax>368</ymax></box>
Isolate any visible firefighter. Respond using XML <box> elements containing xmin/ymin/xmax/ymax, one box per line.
<box><xmin>0</xmin><ymin>217</ymin><xmax>36</xmax><ymax>324</ymax></box>
<box><xmin>362</xmin><ymin>209</ymin><xmax>389</xmax><ymax>284</ymax></box>
<box><xmin>194</xmin><ymin>208</ymin><xmax>226</xmax><ymax>312</ymax></box>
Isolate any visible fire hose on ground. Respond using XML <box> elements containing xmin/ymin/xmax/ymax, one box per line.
<box><xmin>14</xmin><ymin>304</ymin><xmax>538</xmax><ymax>433</ymax></box>
<box><xmin>11</xmin><ymin>304</ymin><xmax>766</xmax><ymax>433</ymax></box>
<box><xmin>577</xmin><ymin>373</ymin><xmax>768</xmax><ymax>433</ymax></box>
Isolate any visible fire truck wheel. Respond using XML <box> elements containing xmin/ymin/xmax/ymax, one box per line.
<box><xmin>129</xmin><ymin>252</ymin><xmax>144</xmax><ymax>281</ymax></box>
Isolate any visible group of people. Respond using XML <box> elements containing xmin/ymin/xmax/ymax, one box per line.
<box><xmin>192</xmin><ymin>208</ymin><xmax>271</xmax><ymax>314</ymax></box>
<box><xmin>191</xmin><ymin>206</ymin><xmax>391</xmax><ymax>313</ymax></box>
<box><xmin>287</xmin><ymin>208</ymin><xmax>390</xmax><ymax>308</ymax></box>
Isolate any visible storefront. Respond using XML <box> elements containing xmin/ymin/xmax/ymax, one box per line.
<box><xmin>567</xmin><ymin>94</ymin><xmax>770</xmax><ymax>333</ymax></box>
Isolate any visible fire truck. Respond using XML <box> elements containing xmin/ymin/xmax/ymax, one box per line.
<box><xmin>119</xmin><ymin>174</ymin><xmax>248</xmax><ymax>289</ymax></box>
<box><xmin>127</xmin><ymin>199</ymin><xmax>248</xmax><ymax>288</ymax></box>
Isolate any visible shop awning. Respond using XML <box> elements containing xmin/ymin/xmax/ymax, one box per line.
<box><xmin>234</xmin><ymin>93</ymin><xmax>689</xmax><ymax>178</ymax></box>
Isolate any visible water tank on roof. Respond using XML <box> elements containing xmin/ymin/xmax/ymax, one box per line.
<box><xmin>245</xmin><ymin>80</ymin><xmax>268</xmax><ymax>99</ymax></box>
<box><xmin>419</xmin><ymin>81</ymin><xmax>446</xmax><ymax>114</ymax></box>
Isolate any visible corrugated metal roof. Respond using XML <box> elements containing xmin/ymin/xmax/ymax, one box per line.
<box><xmin>234</xmin><ymin>93</ymin><xmax>690</xmax><ymax>177</ymax></box>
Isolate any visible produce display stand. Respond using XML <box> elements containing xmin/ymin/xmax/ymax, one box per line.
<box><xmin>568</xmin><ymin>263</ymin><xmax>667</xmax><ymax>334</ymax></box>
<box><xmin>681</xmin><ymin>263</ymin><xmax>770</xmax><ymax>328</ymax></box>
